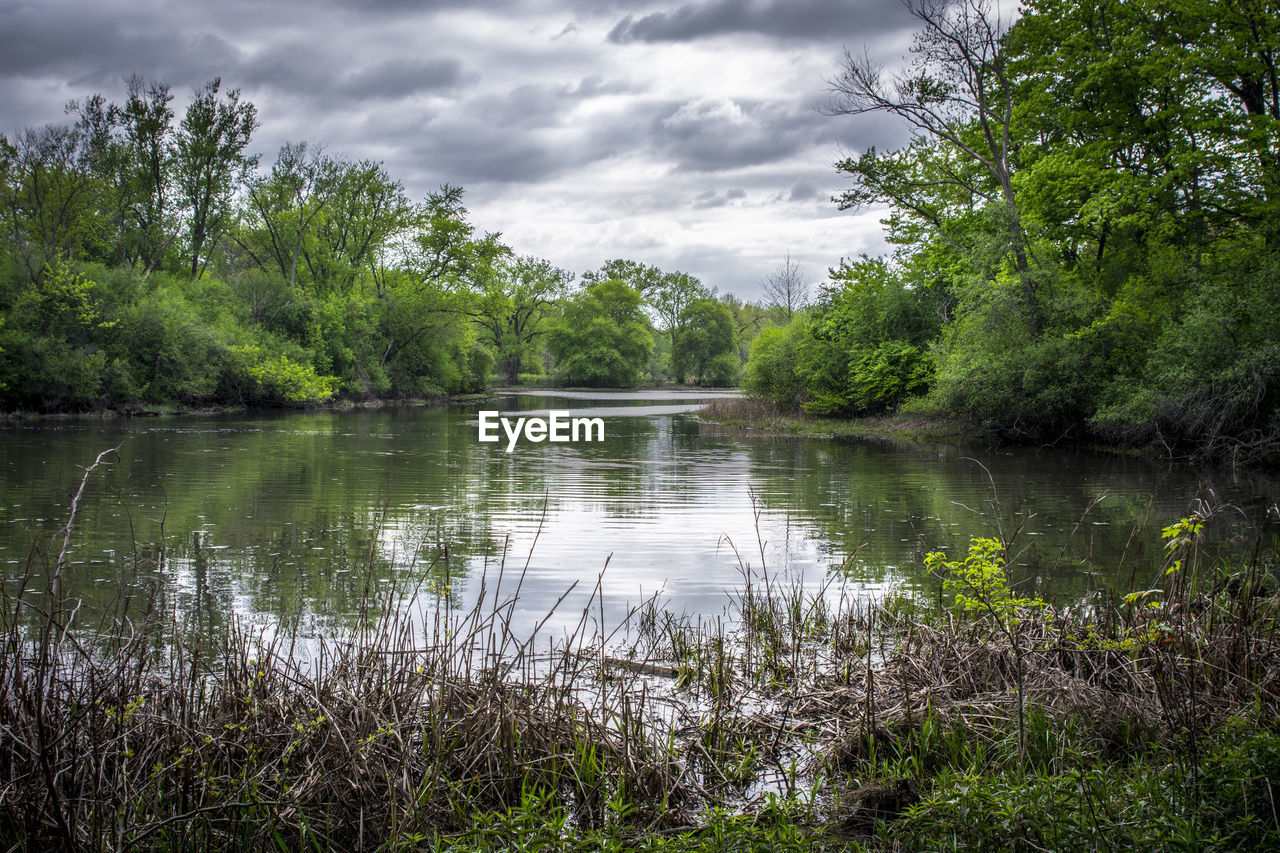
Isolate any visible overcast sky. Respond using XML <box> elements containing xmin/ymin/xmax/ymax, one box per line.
<box><xmin>0</xmin><ymin>0</ymin><xmax>919</xmax><ymax>300</ymax></box>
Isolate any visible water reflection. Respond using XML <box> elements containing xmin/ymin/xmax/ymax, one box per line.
<box><xmin>1</xmin><ymin>394</ymin><xmax>1275</xmax><ymax>640</ymax></box>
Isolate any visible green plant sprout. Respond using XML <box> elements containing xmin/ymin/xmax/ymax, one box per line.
<box><xmin>926</xmin><ymin>537</ymin><xmax>1046</xmax><ymax>626</ymax></box>
<box><xmin>926</xmin><ymin>537</ymin><xmax>1047</xmax><ymax>771</ymax></box>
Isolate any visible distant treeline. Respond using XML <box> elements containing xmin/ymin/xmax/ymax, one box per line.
<box><xmin>0</xmin><ymin>77</ymin><xmax>768</xmax><ymax>411</ymax></box>
<box><xmin>745</xmin><ymin>0</ymin><xmax>1280</xmax><ymax>465</ymax></box>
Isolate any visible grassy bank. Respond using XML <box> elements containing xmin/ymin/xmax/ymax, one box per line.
<box><xmin>2</xmin><ymin>465</ymin><xmax>1278</xmax><ymax>850</ymax></box>
<box><xmin>696</xmin><ymin>396</ymin><xmax>994</xmax><ymax>447</ymax></box>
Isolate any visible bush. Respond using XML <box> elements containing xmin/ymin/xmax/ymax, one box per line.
<box><xmin>847</xmin><ymin>340</ymin><xmax>932</xmax><ymax>414</ymax></box>
<box><xmin>0</xmin><ymin>258</ymin><xmax>121</xmax><ymax>409</ymax></box>
<box><xmin>232</xmin><ymin>346</ymin><xmax>338</xmax><ymax>405</ymax></box>
<box><xmin>744</xmin><ymin>322</ymin><xmax>805</xmax><ymax>408</ymax></box>
<box><xmin>702</xmin><ymin>352</ymin><xmax>740</xmax><ymax>387</ymax></box>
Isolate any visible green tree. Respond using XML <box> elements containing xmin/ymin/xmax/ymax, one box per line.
<box><xmin>672</xmin><ymin>297</ymin><xmax>737</xmax><ymax>386</ymax></box>
<box><xmin>581</xmin><ymin>258</ymin><xmax>667</xmax><ymax>295</ymax></box>
<box><xmin>69</xmin><ymin>94</ymin><xmax>136</xmax><ymax>267</ymax></box>
<box><xmin>649</xmin><ymin>272</ymin><xmax>710</xmax><ymax>381</ymax></box>
<box><xmin>402</xmin><ymin>185</ymin><xmax>506</xmax><ymax>294</ymax></box>
<box><xmin>719</xmin><ymin>294</ymin><xmax>772</xmax><ymax>363</ymax></box>
<box><xmin>783</xmin><ymin>258</ymin><xmax>940</xmax><ymax>416</ymax></box>
<box><xmin>469</xmin><ymin>256</ymin><xmax>571</xmax><ymax>383</ymax></box>
<box><xmin>546</xmin><ymin>279</ymin><xmax>654</xmax><ymax>387</ymax></box>
<box><xmin>829</xmin><ymin>0</ymin><xmax>1039</xmax><ymax>331</ymax></box>
<box><xmin>302</xmin><ymin>160</ymin><xmax>414</xmax><ymax>296</ymax></box>
<box><xmin>0</xmin><ymin>257</ymin><xmax>121</xmax><ymax>408</ymax></box>
<box><xmin>117</xmin><ymin>76</ymin><xmax>178</xmax><ymax>274</ymax></box>
<box><xmin>174</xmin><ymin>78</ymin><xmax>258</xmax><ymax>278</ymax></box>
<box><xmin>744</xmin><ymin>319</ymin><xmax>807</xmax><ymax>408</ymax></box>
<box><xmin>237</xmin><ymin>142</ymin><xmax>333</xmax><ymax>292</ymax></box>
<box><xmin>0</xmin><ymin>126</ymin><xmax>100</xmax><ymax>283</ymax></box>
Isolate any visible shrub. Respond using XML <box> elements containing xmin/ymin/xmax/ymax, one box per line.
<box><xmin>744</xmin><ymin>322</ymin><xmax>805</xmax><ymax>409</ymax></box>
<box><xmin>232</xmin><ymin>346</ymin><xmax>338</xmax><ymax>405</ymax></box>
<box><xmin>847</xmin><ymin>340</ymin><xmax>932</xmax><ymax>414</ymax></box>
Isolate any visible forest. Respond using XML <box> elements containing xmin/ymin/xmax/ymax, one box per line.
<box><xmin>3</xmin><ymin>0</ymin><xmax>1278</xmax><ymax>465</ymax></box>
<box><xmin>0</xmin><ymin>76</ymin><xmax>758</xmax><ymax>407</ymax></box>
<box><xmin>746</xmin><ymin>0</ymin><xmax>1280</xmax><ymax>465</ymax></box>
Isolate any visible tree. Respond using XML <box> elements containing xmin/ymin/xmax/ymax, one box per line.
<box><xmin>0</xmin><ymin>125</ymin><xmax>99</xmax><ymax>282</ymax></box>
<box><xmin>117</xmin><ymin>76</ymin><xmax>177</xmax><ymax>274</ymax></box>
<box><xmin>368</xmin><ymin>186</ymin><xmax>507</xmax><ymax>387</ymax></box>
<box><xmin>547</xmin><ymin>279</ymin><xmax>654</xmax><ymax>387</ymax></box>
<box><xmin>402</xmin><ymin>185</ymin><xmax>506</xmax><ymax>294</ymax></box>
<box><xmin>787</xmin><ymin>257</ymin><xmax>940</xmax><ymax>416</ymax></box>
<box><xmin>828</xmin><ymin>0</ymin><xmax>1040</xmax><ymax>332</ymax></box>
<box><xmin>175</xmin><ymin>78</ymin><xmax>258</xmax><ymax>278</ymax></box>
<box><xmin>303</xmin><ymin>159</ymin><xmax>414</xmax><ymax>295</ymax></box>
<box><xmin>581</xmin><ymin>258</ymin><xmax>667</xmax><ymax>295</ymax></box>
<box><xmin>648</xmin><ymin>271</ymin><xmax>709</xmax><ymax>381</ymax></box>
<box><xmin>719</xmin><ymin>294</ymin><xmax>771</xmax><ymax>362</ymax></box>
<box><xmin>374</xmin><ymin>268</ymin><xmax>484</xmax><ymax>394</ymax></box>
<box><xmin>239</xmin><ymin>142</ymin><xmax>333</xmax><ymax>291</ymax></box>
<box><xmin>469</xmin><ymin>256</ymin><xmax>571</xmax><ymax>383</ymax></box>
<box><xmin>744</xmin><ymin>320</ymin><xmax>807</xmax><ymax>408</ymax></box>
<box><xmin>68</xmin><ymin>94</ymin><xmax>136</xmax><ymax>267</ymax></box>
<box><xmin>672</xmin><ymin>297</ymin><xmax>737</xmax><ymax>386</ymax></box>
<box><xmin>1164</xmin><ymin>0</ymin><xmax>1280</xmax><ymax>224</ymax></box>
<box><xmin>760</xmin><ymin>252</ymin><xmax>810</xmax><ymax>320</ymax></box>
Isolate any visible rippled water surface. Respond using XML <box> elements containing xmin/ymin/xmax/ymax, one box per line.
<box><xmin>2</xmin><ymin>391</ymin><xmax>1275</xmax><ymax>638</ymax></box>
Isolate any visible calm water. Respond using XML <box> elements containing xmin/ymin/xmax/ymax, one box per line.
<box><xmin>2</xmin><ymin>391</ymin><xmax>1276</xmax><ymax>639</ymax></box>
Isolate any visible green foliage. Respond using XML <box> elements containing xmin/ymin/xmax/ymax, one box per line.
<box><xmin>648</xmin><ymin>271</ymin><xmax>711</xmax><ymax>382</ymax></box>
<box><xmin>672</xmin><ymin>298</ymin><xmax>737</xmax><ymax>386</ymax></box>
<box><xmin>470</xmin><ymin>255</ymin><xmax>570</xmax><ymax>384</ymax></box>
<box><xmin>1091</xmin><ymin>254</ymin><xmax>1280</xmax><ymax>457</ymax></box>
<box><xmin>174</xmin><ymin>78</ymin><xmax>258</xmax><ymax>277</ymax></box>
<box><xmin>0</xmin><ymin>93</ymin><xmax>515</xmax><ymax>410</ymax></box>
<box><xmin>804</xmin><ymin>0</ymin><xmax>1280</xmax><ymax>460</ymax></box>
<box><xmin>125</xmin><ymin>278</ymin><xmax>235</xmax><ymax>402</ymax></box>
<box><xmin>0</xmin><ymin>258</ymin><xmax>120</xmax><ymax>408</ymax></box>
<box><xmin>846</xmin><ymin>341</ymin><xmax>931</xmax><ymax>414</ymax></box>
<box><xmin>743</xmin><ymin>321</ymin><xmax>806</xmax><ymax>408</ymax></box>
<box><xmin>926</xmin><ymin>537</ymin><xmax>1047</xmax><ymax>627</ymax></box>
<box><xmin>895</xmin><ymin>721</ymin><xmax>1280</xmax><ymax>853</ymax></box>
<box><xmin>441</xmin><ymin>795</ymin><xmax>838</xmax><ymax>852</ymax></box>
<box><xmin>761</xmin><ymin>257</ymin><xmax>940</xmax><ymax>416</ymax></box>
<box><xmin>6</xmin><ymin>0</ymin><xmax>1279</xmax><ymax>445</ymax></box>
<box><xmin>235</xmin><ymin>347</ymin><xmax>337</xmax><ymax>405</ymax></box>
<box><xmin>547</xmin><ymin>279</ymin><xmax>654</xmax><ymax>387</ymax></box>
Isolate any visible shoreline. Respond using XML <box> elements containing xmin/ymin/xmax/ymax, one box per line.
<box><xmin>0</xmin><ymin>385</ymin><xmax>733</xmax><ymax>422</ymax></box>
<box><xmin>0</xmin><ymin>391</ymin><xmax>500</xmax><ymax>421</ymax></box>
<box><xmin>693</xmin><ymin>396</ymin><xmax>998</xmax><ymax>446</ymax></box>
<box><xmin>692</xmin><ymin>396</ymin><xmax>1253</xmax><ymax>468</ymax></box>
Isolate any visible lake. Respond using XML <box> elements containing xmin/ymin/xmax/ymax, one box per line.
<box><xmin>2</xmin><ymin>391</ymin><xmax>1276</xmax><ymax>641</ymax></box>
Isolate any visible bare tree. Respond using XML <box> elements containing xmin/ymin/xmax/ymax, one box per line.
<box><xmin>761</xmin><ymin>252</ymin><xmax>810</xmax><ymax>320</ymax></box>
<box><xmin>826</xmin><ymin>0</ymin><xmax>1039</xmax><ymax>332</ymax></box>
